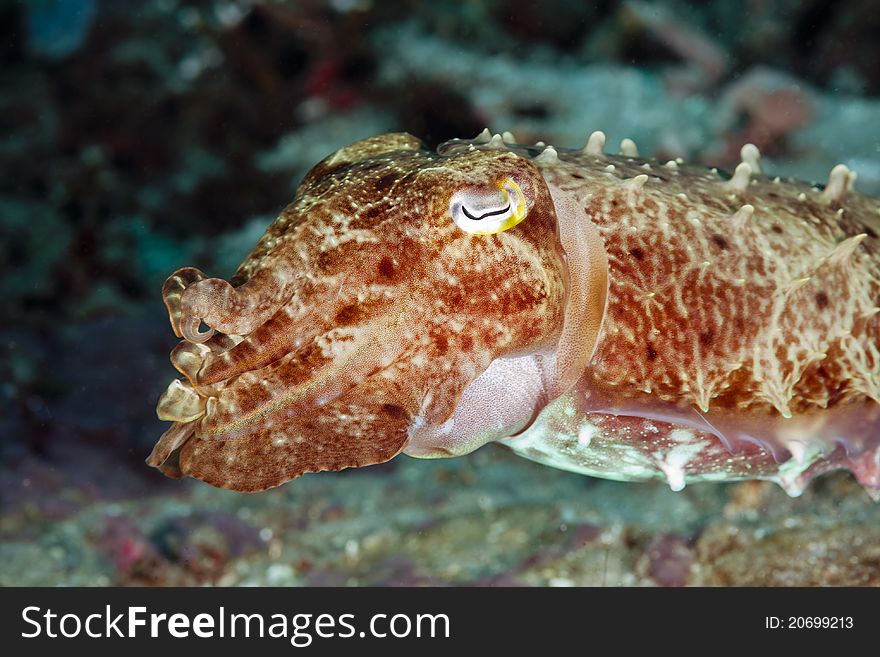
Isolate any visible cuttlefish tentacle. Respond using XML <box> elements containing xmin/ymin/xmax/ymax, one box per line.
<box><xmin>172</xmin><ymin>270</ymin><xmax>389</xmax><ymax>388</ymax></box>
<box><xmin>198</xmin><ymin>305</ymin><xmax>417</xmax><ymax>440</ymax></box>
<box><xmin>162</xmin><ymin>267</ymin><xmax>207</xmax><ymax>339</ymax></box>
<box><xmin>170</xmin><ymin>294</ymin><xmax>322</xmax><ymax>388</ymax></box>
<box><xmin>166</xmin><ymin>261</ymin><xmax>301</xmax><ymax>344</ymax></box>
<box><xmin>147</xmin><ymin>419</ymin><xmax>197</xmax><ymax>478</ymax></box>
<box><xmin>170</xmin><ymin>332</ymin><xmax>242</xmax><ymax>386</ymax></box>
<box><xmin>161</xmin><ymin>307</ymin><xmax>422</xmax><ymax>491</ymax></box>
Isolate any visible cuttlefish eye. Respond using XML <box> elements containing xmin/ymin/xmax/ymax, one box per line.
<box><xmin>449</xmin><ymin>178</ymin><xmax>528</xmax><ymax>235</ymax></box>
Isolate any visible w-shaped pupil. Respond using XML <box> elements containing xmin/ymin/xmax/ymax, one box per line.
<box><xmin>461</xmin><ymin>203</ymin><xmax>511</xmax><ymax>222</ymax></box>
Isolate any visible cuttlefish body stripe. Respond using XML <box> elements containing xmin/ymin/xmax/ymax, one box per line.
<box><xmin>149</xmin><ymin>130</ymin><xmax>880</xmax><ymax>496</ymax></box>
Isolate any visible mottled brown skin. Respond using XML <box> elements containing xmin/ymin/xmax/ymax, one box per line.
<box><xmin>150</xmin><ymin>130</ymin><xmax>880</xmax><ymax>496</ymax></box>
<box><xmin>150</xmin><ymin>134</ymin><xmax>567</xmax><ymax>491</ymax></box>
<box><xmin>482</xmin><ymin>140</ymin><xmax>880</xmax><ymax>495</ymax></box>
<box><xmin>565</xmin><ymin>159</ymin><xmax>880</xmax><ymax>418</ymax></box>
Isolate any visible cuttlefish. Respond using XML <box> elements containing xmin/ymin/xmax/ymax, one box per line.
<box><xmin>148</xmin><ymin>130</ymin><xmax>880</xmax><ymax>498</ymax></box>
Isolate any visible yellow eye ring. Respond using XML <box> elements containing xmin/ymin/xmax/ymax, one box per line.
<box><xmin>450</xmin><ymin>178</ymin><xmax>528</xmax><ymax>235</ymax></box>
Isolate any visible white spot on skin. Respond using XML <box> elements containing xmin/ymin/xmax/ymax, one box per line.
<box><xmin>578</xmin><ymin>422</ymin><xmax>598</xmax><ymax>448</ymax></box>
<box><xmin>655</xmin><ymin>438</ymin><xmax>706</xmax><ymax>491</ymax></box>
<box><xmin>669</xmin><ymin>429</ymin><xmax>694</xmax><ymax>443</ymax></box>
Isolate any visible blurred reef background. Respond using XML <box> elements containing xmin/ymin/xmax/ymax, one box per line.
<box><xmin>2</xmin><ymin>0</ymin><xmax>880</xmax><ymax>586</ymax></box>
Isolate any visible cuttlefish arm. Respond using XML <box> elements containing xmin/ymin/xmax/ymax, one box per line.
<box><xmin>153</xmin><ymin>296</ymin><xmax>427</xmax><ymax>490</ymax></box>
<box><xmin>169</xmin><ymin>289</ymin><xmax>321</xmax><ymax>387</ymax></box>
<box><xmin>162</xmin><ymin>262</ymin><xmax>300</xmax><ymax>343</ymax></box>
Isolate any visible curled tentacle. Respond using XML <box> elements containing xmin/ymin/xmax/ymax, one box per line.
<box><xmin>162</xmin><ymin>267</ymin><xmax>207</xmax><ymax>338</ymax></box>
<box><xmin>164</xmin><ymin>264</ymin><xmax>300</xmax><ymax>346</ymax></box>
<box><xmin>178</xmin><ymin>266</ymin><xmax>299</xmax><ymax>339</ymax></box>
<box><xmin>180</xmin><ymin>315</ymin><xmax>215</xmax><ymax>343</ymax></box>
<box><xmin>170</xmin><ymin>333</ymin><xmax>243</xmax><ymax>386</ymax></box>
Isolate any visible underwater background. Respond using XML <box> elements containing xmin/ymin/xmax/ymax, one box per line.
<box><xmin>3</xmin><ymin>0</ymin><xmax>880</xmax><ymax>586</ymax></box>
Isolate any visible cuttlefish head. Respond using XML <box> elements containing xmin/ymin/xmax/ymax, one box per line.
<box><xmin>148</xmin><ymin>133</ymin><xmax>608</xmax><ymax>491</ymax></box>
